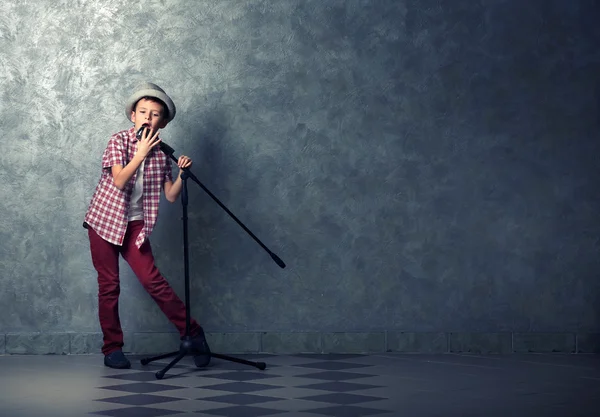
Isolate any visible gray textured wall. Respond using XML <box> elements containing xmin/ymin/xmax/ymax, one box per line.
<box><xmin>1</xmin><ymin>0</ymin><xmax>599</xmax><ymax>354</ymax></box>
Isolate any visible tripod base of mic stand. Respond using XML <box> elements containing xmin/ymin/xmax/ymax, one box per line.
<box><xmin>140</xmin><ymin>336</ymin><xmax>266</xmax><ymax>379</ymax></box>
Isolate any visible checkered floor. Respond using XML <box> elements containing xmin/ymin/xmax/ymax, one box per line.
<box><xmin>1</xmin><ymin>352</ymin><xmax>599</xmax><ymax>416</ymax></box>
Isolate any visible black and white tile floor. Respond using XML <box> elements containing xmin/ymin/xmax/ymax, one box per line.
<box><xmin>1</xmin><ymin>352</ymin><xmax>599</xmax><ymax>416</ymax></box>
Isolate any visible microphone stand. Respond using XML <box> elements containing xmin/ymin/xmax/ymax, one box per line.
<box><xmin>140</xmin><ymin>132</ymin><xmax>286</xmax><ymax>379</ymax></box>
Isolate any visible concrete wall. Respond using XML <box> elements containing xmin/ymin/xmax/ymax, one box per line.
<box><xmin>1</xmin><ymin>0</ymin><xmax>599</xmax><ymax>354</ymax></box>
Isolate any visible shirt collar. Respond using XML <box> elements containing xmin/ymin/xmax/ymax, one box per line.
<box><xmin>127</xmin><ymin>126</ymin><xmax>138</xmax><ymax>143</ymax></box>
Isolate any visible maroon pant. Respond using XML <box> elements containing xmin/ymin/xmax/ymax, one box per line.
<box><xmin>88</xmin><ymin>220</ymin><xmax>202</xmax><ymax>355</ymax></box>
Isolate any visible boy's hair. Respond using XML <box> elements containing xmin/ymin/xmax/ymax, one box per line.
<box><xmin>134</xmin><ymin>96</ymin><xmax>169</xmax><ymax>120</ymax></box>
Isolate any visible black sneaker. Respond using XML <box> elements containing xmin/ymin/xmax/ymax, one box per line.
<box><xmin>104</xmin><ymin>350</ymin><xmax>131</xmax><ymax>369</ymax></box>
<box><xmin>192</xmin><ymin>330</ymin><xmax>211</xmax><ymax>367</ymax></box>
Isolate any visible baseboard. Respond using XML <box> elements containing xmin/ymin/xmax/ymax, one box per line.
<box><xmin>0</xmin><ymin>332</ymin><xmax>598</xmax><ymax>355</ymax></box>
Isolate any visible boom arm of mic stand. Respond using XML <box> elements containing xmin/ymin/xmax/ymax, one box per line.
<box><xmin>160</xmin><ymin>144</ymin><xmax>286</xmax><ymax>269</ymax></box>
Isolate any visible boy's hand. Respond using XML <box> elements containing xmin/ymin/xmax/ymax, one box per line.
<box><xmin>178</xmin><ymin>155</ymin><xmax>192</xmax><ymax>170</ymax></box>
<box><xmin>136</xmin><ymin>127</ymin><xmax>161</xmax><ymax>159</ymax></box>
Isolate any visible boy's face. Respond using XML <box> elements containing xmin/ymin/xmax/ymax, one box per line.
<box><xmin>131</xmin><ymin>98</ymin><xmax>167</xmax><ymax>135</ymax></box>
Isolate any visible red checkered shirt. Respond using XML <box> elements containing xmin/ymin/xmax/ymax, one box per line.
<box><xmin>84</xmin><ymin>127</ymin><xmax>173</xmax><ymax>248</ymax></box>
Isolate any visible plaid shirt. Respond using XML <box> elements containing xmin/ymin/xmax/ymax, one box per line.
<box><xmin>84</xmin><ymin>127</ymin><xmax>173</xmax><ymax>248</ymax></box>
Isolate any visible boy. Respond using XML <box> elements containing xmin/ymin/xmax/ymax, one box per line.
<box><xmin>83</xmin><ymin>82</ymin><xmax>210</xmax><ymax>369</ymax></box>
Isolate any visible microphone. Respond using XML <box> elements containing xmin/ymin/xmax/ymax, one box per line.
<box><xmin>136</xmin><ymin>125</ymin><xmax>174</xmax><ymax>156</ymax></box>
<box><xmin>135</xmin><ymin>124</ymin><xmax>148</xmax><ymax>139</ymax></box>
